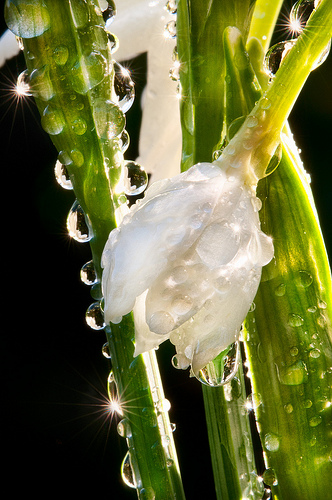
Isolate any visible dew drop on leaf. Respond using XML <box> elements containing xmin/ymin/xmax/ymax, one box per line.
<box><xmin>67</xmin><ymin>200</ymin><xmax>93</xmax><ymax>242</ymax></box>
<box><xmin>54</xmin><ymin>160</ymin><xmax>73</xmax><ymax>190</ymax></box>
<box><xmin>123</xmin><ymin>161</ymin><xmax>148</xmax><ymax>196</ymax></box>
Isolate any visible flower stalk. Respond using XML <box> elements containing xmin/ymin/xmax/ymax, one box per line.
<box><xmin>4</xmin><ymin>1</ymin><xmax>185</xmax><ymax>498</ymax></box>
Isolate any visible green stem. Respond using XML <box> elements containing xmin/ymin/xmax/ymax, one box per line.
<box><xmin>244</xmin><ymin>136</ymin><xmax>332</xmax><ymax>499</ymax></box>
<box><xmin>248</xmin><ymin>0</ymin><xmax>284</xmax><ymax>52</ymax></box>
<box><xmin>5</xmin><ymin>1</ymin><xmax>186</xmax><ymax>498</ymax></box>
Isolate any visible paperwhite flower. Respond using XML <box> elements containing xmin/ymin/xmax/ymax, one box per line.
<box><xmin>102</xmin><ymin>156</ymin><xmax>274</xmax><ymax>374</ymax></box>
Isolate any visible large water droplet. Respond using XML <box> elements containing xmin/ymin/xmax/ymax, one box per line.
<box><xmin>102</xmin><ymin>0</ymin><xmax>116</xmax><ymax>29</ymax></box>
<box><xmin>264</xmin><ymin>40</ymin><xmax>297</xmax><ymax>77</ymax></box>
<box><xmin>264</xmin><ymin>432</ymin><xmax>280</xmax><ymax>452</ymax></box>
<box><xmin>5</xmin><ymin>0</ymin><xmax>50</xmax><ymax>38</ymax></box>
<box><xmin>117</xmin><ymin>418</ymin><xmax>132</xmax><ymax>438</ymax></box>
<box><xmin>295</xmin><ymin>270</ymin><xmax>313</xmax><ymax>288</ymax></box>
<box><xmin>54</xmin><ymin>160</ymin><xmax>73</xmax><ymax>190</ymax></box>
<box><xmin>290</xmin><ymin>0</ymin><xmax>318</xmax><ymax>31</ymax></box>
<box><xmin>196</xmin><ymin>341</ymin><xmax>240</xmax><ymax>387</ymax></box>
<box><xmin>277</xmin><ymin>360</ymin><xmax>308</xmax><ymax>385</ymax></box>
<box><xmin>288</xmin><ymin>313</ymin><xmax>304</xmax><ymax>327</ymax></box>
<box><xmin>71</xmin><ymin>52</ymin><xmax>107</xmax><ymax>94</ymax></box>
<box><xmin>114</xmin><ymin>63</ymin><xmax>135</xmax><ymax>113</ymax></box>
<box><xmin>85</xmin><ymin>301</ymin><xmax>105</xmax><ymax>330</ymax></box>
<box><xmin>53</xmin><ymin>45</ymin><xmax>69</xmax><ymax>66</ymax></box>
<box><xmin>107</xmin><ymin>32</ymin><xmax>119</xmax><ymax>54</ymax></box>
<box><xmin>29</xmin><ymin>65</ymin><xmax>54</xmax><ymax>101</ymax></box>
<box><xmin>41</xmin><ymin>105</ymin><xmax>65</xmax><ymax>135</ymax></box>
<box><xmin>93</xmin><ymin>99</ymin><xmax>125</xmax><ymax>139</ymax></box>
<box><xmin>121</xmin><ymin>451</ymin><xmax>136</xmax><ymax>488</ymax></box>
<box><xmin>123</xmin><ymin>161</ymin><xmax>148</xmax><ymax>196</ymax></box>
<box><xmin>166</xmin><ymin>0</ymin><xmax>177</xmax><ymax>14</ymax></box>
<box><xmin>80</xmin><ymin>260</ymin><xmax>97</xmax><ymax>285</ymax></box>
<box><xmin>263</xmin><ymin>468</ymin><xmax>278</xmax><ymax>486</ymax></box>
<box><xmin>15</xmin><ymin>70</ymin><xmax>32</xmax><ymax>97</ymax></box>
<box><xmin>164</xmin><ymin>20</ymin><xmax>177</xmax><ymax>39</ymax></box>
<box><xmin>67</xmin><ymin>200</ymin><xmax>93</xmax><ymax>242</ymax></box>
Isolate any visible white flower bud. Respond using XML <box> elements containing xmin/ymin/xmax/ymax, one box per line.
<box><xmin>102</xmin><ymin>161</ymin><xmax>274</xmax><ymax>374</ymax></box>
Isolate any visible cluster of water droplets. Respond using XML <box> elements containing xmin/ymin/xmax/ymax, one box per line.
<box><xmin>263</xmin><ymin>0</ymin><xmax>330</xmax><ymax>78</ymax></box>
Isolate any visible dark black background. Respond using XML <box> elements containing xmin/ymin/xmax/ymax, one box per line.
<box><xmin>0</xmin><ymin>1</ymin><xmax>331</xmax><ymax>498</ymax></box>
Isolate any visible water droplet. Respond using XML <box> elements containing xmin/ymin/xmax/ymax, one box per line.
<box><xmin>171</xmin><ymin>294</ymin><xmax>193</xmax><ymax>315</ymax></box>
<box><xmin>277</xmin><ymin>360</ymin><xmax>308</xmax><ymax>385</ymax></box>
<box><xmin>263</xmin><ymin>468</ymin><xmax>278</xmax><ymax>486</ymax></box>
<box><xmin>309</xmin><ymin>348</ymin><xmax>321</xmax><ymax>358</ymax></box>
<box><xmin>41</xmin><ymin>105</ymin><xmax>65</xmax><ymax>135</ymax></box>
<box><xmin>71</xmin><ymin>52</ymin><xmax>107</xmax><ymax>94</ymax></box>
<box><xmin>67</xmin><ymin>200</ymin><xmax>93</xmax><ymax>242</ymax></box>
<box><xmin>121</xmin><ymin>451</ymin><xmax>136</xmax><ymax>488</ymax></box>
<box><xmin>303</xmin><ymin>399</ymin><xmax>312</xmax><ymax>409</ymax></box>
<box><xmin>148</xmin><ymin>311</ymin><xmax>175</xmax><ymax>335</ymax></box>
<box><xmin>264</xmin><ymin>432</ymin><xmax>280</xmax><ymax>452</ymax></box>
<box><xmin>107</xmin><ymin>32</ymin><xmax>119</xmax><ymax>53</ymax></box>
<box><xmin>309</xmin><ymin>415</ymin><xmax>322</xmax><ymax>427</ymax></box>
<box><xmin>170</xmin><ymin>422</ymin><xmax>177</xmax><ymax>432</ymax></box>
<box><xmin>102</xmin><ymin>0</ymin><xmax>117</xmax><ymax>28</ymax></box>
<box><xmin>29</xmin><ymin>65</ymin><xmax>54</xmax><ymax>101</ymax></box>
<box><xmin>247</xmin><ymin>115</ymin><xmax>259</xmax><ymax>128</ymax></box>
<box><xmin>284</xmin><ymin>403</ymin><xmax>294</xmax><ymax>413</ymax></box>
<box><xmin>5</xmin><ymin>1</ymin><xmax>51</xmax><ymax>38</ymax></box>
<box><xmin>71</xmin><ymin>117</ymin><xmax>87</xmax><ymax>135</ymax></box>
<box><xmin>164</xmin><ymin>20</ymin><xmax>177</xmax><ymax>39</ymax></box>
<box><xmin>264</xmin><ymin>40</ymin><xmax>297</xmax><ymax>77</ymax></box>
<box><xmin>114</xmin><ymin>63</ymin><xmax>135</xmax><ymax>113</ymax></box>
<box><xmin>70</xmin><ymin>148</ymin><xmax>85</xmax><ymax>167</ymax></box>
<box><xmin>123</xmin><ymin>161</ymin><xmax>148</xmax><ymax>196</ymax></box>
<box><xmin>275</xmin><ymin>283</ymin><xmax>286</xmax><ymax>296</ymax></box>
<box><xmin>139</xmin><ymin>487</ymin><xmax>156</xmax><ymax>500</ymax></box>
<box><xmin>117</xmin><ymin>418</ymin><xmax>132</xmax><ymax>438</ymax></box>
<box><xmin>93</xmin><ymin>99</ymin><xmax>125</xmax><ymax>139</ymax></box>
<box><xmin>288</xmin><ymin>313</ymin><xmax>304</xmax><ymax>327</ymax></box>
<box><xmin>290</xmin><ymin>0</ymin><xmax>318</xmax><ymax>32</ymax></box>
<box><xmin>295</xmin><ymin>270</ymin><xmax>313</xmax><ymax>288</ymax></box>
<box><xmin>166</xmin><ymin>0</ymin><xmax>177</xmax><ymax>14</ymax></box>
<box><xmin>54</xmin><ymin>160</ymin><xmax>73</xmax><ymax>190</ymax></box>
<box><xmin>260</xmin><ymin>96</ymin><xmax>271</xmax><ymax>110</ymax></box>
<box><xmin>80</xmin><ymin>260</ymin><xmax>97</xmax><ymax>285</ymax></box>
<box><xmin>102</xmin><ymin>342</ymin><xmax>111</xmax><ymax>358</ymax></box>
<box><xmin>171</xmin><ymin>354</ymin><xmax>190</xmax><ymax>370</ymax></box>
<box><xmin>16</xmin><ymin>70</ymin><xmax>32</xmax><ymax>96</ymax></box>
<box><xmin>290</xmin><ymin>346</ymin><xmax>299</xmax><ymax>356</ymax></box>
<box><xmin>53</xmin><ymin>45</ymin><xmax>69</xmax><ymax>66</ymax></box>
<box><xmin>119</xmin><ymin>129</ymin><xmax>130</xmax><ymax>152</ymax></box>
<box><xmin>196</xmin><ymin>341</ymin><xmax>240</xmax><ymax>387</ymax></box>
<box><xmin>15</xmin><ymin>36</ymin><xmax>24</xmax><ymax>50</ymax></box>
<box><xmin>86</xmin><ymin>301</ymin><xmax>105</xmax><ymax>330</ymax></box>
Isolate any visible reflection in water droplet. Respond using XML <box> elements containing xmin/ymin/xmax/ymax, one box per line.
<box><xmin>264</xmin><ymin>432</ymin><xmax>280</xmax><ymax>452</ymax></box>
<box><xmin>164</xmin><ymin>20</ymin><xmax>177</xmax><ymax>39</ymax></box>
<box><xmin>86</xmin><ymin>301</ymin><xmax>105</xmax><ymax>330</ymax></box>
<box><xmin>117</xmin><ymin>418</ymin><xmax>132</xmax><ymax>438</ymax></box>
<box><xmin>295</xmin><ymin>270</ymin><xmax>313</xmax><ymax>288</ymax></box>
<box><xmin>290</xmin><ymin>0</ymin><xmax>319</xmax><ymax>32</ymax></box>
<box><xmin>196</xmin><ymin>341</ymin><xmax>240</xmax><ymax>387</ymax></box>
<box><xmin>114</xmin><ymin>62</ymin><xmax>135</xmax><ymax>113</ymax></box>
<box><xmin>120</xmin><ymin>129</ymin><xmax>130</xmax><ymax>152</ymax></box>
<box><xmin>67</xmin><ymin>200</ymin><xmax>93</xmax><ymax>242</ymax></box>
<box><xmin>54</xmin><ymin>160</ymin><xmax>73</xmax><ymax>190</ymax></box>
<box><xmin>16</xmin><ymin>70</ymin><xmax>32</xmax><ymax>97</ymax></box>
<box><xmin>124</xmin><ymin>161</ymin><xmax>148</xmax><ymax>196</ymax></box>
<box><xmin>166</xmin><ymin>0</ymin><xmax>177</xmax><ymax>14</ymax></box>
<box><xmin>103</xmin><ymin>0</ymin><xmax>117</xmax><ymax>29</ymax></box>
<box><xmin>71</xmin><ymin>52</ymin><xmax>107</xmax><ymax>94</ymax></box>
<box><xmin>264</xmin><ymin>40</ymin><xmax>297</xmax><ymax>77</ymax></box>
<box><xmin>102</xmin><ymin>342</ymin><xmax>111</xmax><ymax>358</ymax></box>
<box><xmin>107</xmin><ymin>32</ymin><xmax>119</xmax><ymax>53</ymax></box>
<box><xmin>80</xmin><ymin>260</ymin><xmax>97</xmax><ymax>285</ymax></box>
<box><xmin>121</xmin><ymin>451</ymin><xmax>136</xmax><ymax>488</ymax></box>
